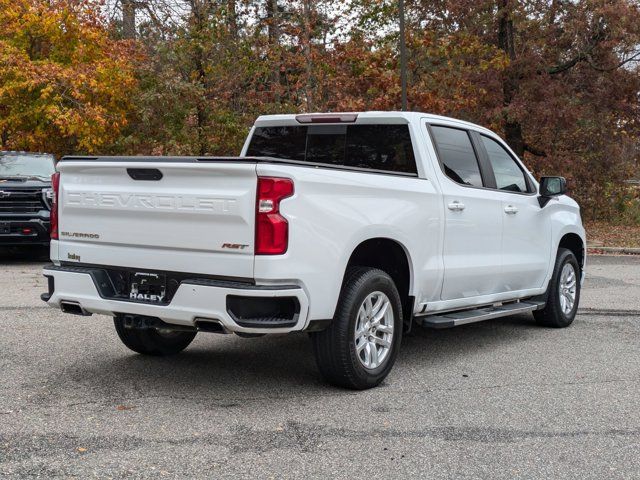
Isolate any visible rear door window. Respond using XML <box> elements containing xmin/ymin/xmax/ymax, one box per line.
<box><xmin>429</xmin><ymin>126</ymin><xmax>483</xmax><ymax>187</ymax></box>
<box><xmin>479</xmin><ymin>135</ymin><xmax>530</xmax><ymax>193</ymax></box>
<box><xmin>247</xmin><ymin>124</ymin><xmax>417</xmax><ymax>174</ymax></box>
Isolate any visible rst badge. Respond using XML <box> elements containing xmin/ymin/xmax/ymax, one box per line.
<box><xmin>221</xmin><ymin>243</ymin><xmax>249</xmax><ymax>250</ymax></box>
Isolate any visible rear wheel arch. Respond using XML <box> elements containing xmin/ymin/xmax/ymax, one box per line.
<box><xmin>340</xmin><ymin>238</ymin><xmax>414</xmax><ymax>331</ymax></box>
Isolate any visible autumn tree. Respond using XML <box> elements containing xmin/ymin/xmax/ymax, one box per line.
<box><xmin>346</xmin><ymin>0</ymin><xmax>640</xmax><ymax>219</ymax></box>
<box><xmin>117</xmin><ymin>0</ymin><xmax>344</xmax><ymax>155</ymax></box>
<box><xmin>0</xmin><ymin>0</ymin><xmax>139</xmax><ymax>155</ymax></box>
<box><xmin>6</xmin><ymin>0</ymin><xmax>637</xmax><ymax>221</ymax></box>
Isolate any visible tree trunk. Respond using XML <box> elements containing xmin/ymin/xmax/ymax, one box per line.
<box><xmin>122</xmin><ymin>0</ymin><xmax>136</xmax><ymax>39</ymax></box>
<box><xmin>227</xmin><ymin>0</ymin><xmax>237</xmax><ymax>36</ymax></box>
<box><xmin>302</xmin><ymin>0</ymin><xmax>314</xmax><ymax>111</ymax></box>
<box><xmin>190</xmin><ymin>0</ymin><xmax>210</xmax><ymax>155</ymax></box>
<box><xmin>266</xmin><ymin>0</ymin><xmax>278</xmax><ymax>45</ymax></box>
<box><xmin>399</xmin><ymin>0</ymin><xmax>408</xmax><ymax>111</ymax></box>
<box><xmin>266</xmin><ymin>0</ymin><xmax>282</xmax><ymax>100</ymax></box>
<box><xmin>497</xmin><ymin>0</ymin><xmax>524</xmax><ymax>157</ymax></box>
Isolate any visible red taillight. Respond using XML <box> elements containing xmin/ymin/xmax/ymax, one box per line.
<box><xmin>255</xmin><ymin>176</ymin><xmax>294</xmax><ymax>255</ymax></box>
<box><xmin>50</xmin><ymin>172</ymin><xmax>60</xmax><ymax>240</ymax></box>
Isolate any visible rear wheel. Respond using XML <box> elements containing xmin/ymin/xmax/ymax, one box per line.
<box><xmin>114</xmin><ymin>316</ymin><xmax>197</xmax><ymax>355</ymax></box>
<box><xmin>534</xmin><ymin>248</ymin><xmax>581</xmax><ymax>328</ymax></box>
<box><xmin>310</xmin><ymin>267</ymin><xmax>403</xmax><ymax>390</ymax></box>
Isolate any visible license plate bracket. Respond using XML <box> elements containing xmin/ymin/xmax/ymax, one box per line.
<box><xmin>130</xmin><ymin>272</ymin><xmax>167</xmax><ymax>303</ymax></box>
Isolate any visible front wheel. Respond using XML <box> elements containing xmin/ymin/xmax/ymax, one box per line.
<box><xmin>114</xmin><ymin>316</ymin><xmax>197</xmax><ymax>356</ymax></box>
<box><xmin>534</xmin><ymin>248</ymin><xmax>581</xmax><ymax>328</ymax></box>
<box><xmin>310</xmin><ymin>267</ymin><xmax>403</xmax><ymax>390</ymax></box>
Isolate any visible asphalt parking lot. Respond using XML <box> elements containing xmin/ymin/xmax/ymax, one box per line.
<box><xmin>1</xmin><ymin>251</ymin><xmax>639</xmax><ymax>479</ymax></box>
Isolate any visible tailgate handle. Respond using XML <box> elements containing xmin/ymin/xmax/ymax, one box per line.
<box><xmin>127</xmin><ymin>168</ymin><xmax>163</xmax><ymax>181</ymax></box>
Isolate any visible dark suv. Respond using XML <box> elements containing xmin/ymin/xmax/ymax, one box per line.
<box><xmin>0</xmin><ymin>151</ymin><xmax>56</xmax><ymax>246</ymax></box>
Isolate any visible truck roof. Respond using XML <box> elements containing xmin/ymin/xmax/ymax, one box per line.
<box><xmin>253</xmin><ymin>111</ymin><xmax>494</xmax><ymax>135</ymax></box>
<box><xmin>1</xmin><ymin>151</ymin><xmax>54</xmax><ymax>158</ymax></box>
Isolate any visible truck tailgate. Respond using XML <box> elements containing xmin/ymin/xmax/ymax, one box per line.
<box><xmin>55</xmin><ymin>160</ymin><xmax>257</xmax><ymax>278</ymax></box>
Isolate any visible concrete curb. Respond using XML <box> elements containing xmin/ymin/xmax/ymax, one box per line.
<box><xmin>578</xmin><ymin>308</ymin><xmax>640</xmax><ymax>316</ymax></box>
<box><xmin>587</xmin><ymin>246</ymin><xmax>640</xmax><ymax>255</ymax></box>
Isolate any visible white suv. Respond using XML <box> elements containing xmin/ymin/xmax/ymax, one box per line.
<box><xmin>41</xmin><ymin>112</ymin><xmax>585</xmax><ymax>389</ymax></box>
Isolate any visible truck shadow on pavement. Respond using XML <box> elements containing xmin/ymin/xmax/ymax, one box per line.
<box><xmin>0</xmin><ymin>246</ymin><xmax>49</xmax><ymax>264</ymax></box>
<box><xmin>53</xmin><ymin>314</ymin><xmax>540</xmax><ymax>401</ymax></box>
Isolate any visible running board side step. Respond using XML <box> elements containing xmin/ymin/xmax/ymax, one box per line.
<box><xmin>416</xmin><ymin>301</ymin><xmax>545</xmax><ymax>329</ymax></box>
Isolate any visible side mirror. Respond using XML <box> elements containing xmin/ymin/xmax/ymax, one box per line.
<box><xmin>538</xmin><ymin>176</ymin><xmax>567</xmax><ymax>207</ymax></box>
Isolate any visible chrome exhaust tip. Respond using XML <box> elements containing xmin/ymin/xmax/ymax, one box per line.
<box><xmin>60</xmin><ymin>301</ymin><xmax>92</xmax><ymax>316</ymax></box>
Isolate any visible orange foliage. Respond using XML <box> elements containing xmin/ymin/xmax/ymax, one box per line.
<box><xmin>0</xmin><ymin>0</ymin><xmax>140</xmax><ymax>155</ymax></box>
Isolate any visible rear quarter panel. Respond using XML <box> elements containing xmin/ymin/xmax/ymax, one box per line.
<box><xmin>253</xmin><ymin>164</ymin><xmax>442</xmax><ymax>321</ymax></box>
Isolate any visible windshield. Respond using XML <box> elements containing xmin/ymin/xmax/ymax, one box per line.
<box><xmin>0</xmin><ymin>154</ymin><xmax>55</xmax><ymax>179</ymax></box>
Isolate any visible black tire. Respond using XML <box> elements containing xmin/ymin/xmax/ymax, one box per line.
<box><xmin>310</xmin><ymin>267</ymin><xmax>403</xmax><ymax>390</ymax></box>
<box><xmin>113</xmin><ymin>316</ymin><xmax>197</xmax><ymax>356</ymax></box>
<box><xmin>533</xmin><ymin>248</ymin><xmax>581</xmax><ymax>328</ymax></box>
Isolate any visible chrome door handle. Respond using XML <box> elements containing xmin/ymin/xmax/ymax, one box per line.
<box><xmin>504</xmin><ymin>205</ymin><xmax>518</xmax><ymax>214</ymax></box>
<box><xmin>448</xmin><ymin>201</ymin><xmax>465</xmax><ymax>211</ymax></box>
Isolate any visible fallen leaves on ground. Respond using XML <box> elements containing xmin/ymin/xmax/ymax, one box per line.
<box><xmin>586</xmin><ymin>221</ymin><xmax>640</xmax><ymax>248</ymax></box>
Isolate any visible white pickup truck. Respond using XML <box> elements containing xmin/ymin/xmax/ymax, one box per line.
<box><xmin>42</xmin><ymin>112</ymin><xmax>585</xmax><ymax>389</ymax></box>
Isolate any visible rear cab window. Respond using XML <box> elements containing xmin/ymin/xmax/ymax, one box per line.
<box><xmin>246</xmin><ymin>124</ymin><xmax>417</xmax><ymax>175</ymax></box>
